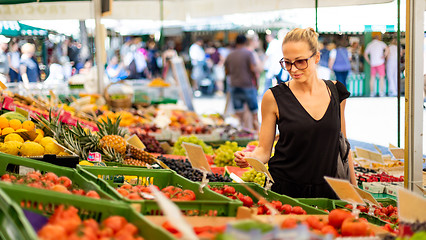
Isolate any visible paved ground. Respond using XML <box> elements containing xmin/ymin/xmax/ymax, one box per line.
<box><xmin>191</xmin><ymin>95</ymin><xmax>426</xmax><ymax>155</ymax></box>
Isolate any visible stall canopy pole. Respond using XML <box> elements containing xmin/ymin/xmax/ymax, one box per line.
<box><xmin>397</xmin><ymin>0</ymin><xmax>401</xmax><ymax>147</ymax></box>
<box><xmin>94</xmin><ymin>0</ymin><xmax>105</xmax><ymax>94</ymax></box>
<box><xmin>159</xmin><ymin>0</ymin><xmax>165</xmax><ymax>48</ymax></box>
<box><xmin>315</xmin><ymin>0</ymin><xmax>318</xmax><ymax>32</ymax></box>
<box><xmin>404</xmin><ymin>0</ymin><xmax>423</xmax><ymax>194</ymax></box>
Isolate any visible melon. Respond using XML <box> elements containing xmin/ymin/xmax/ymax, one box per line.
<box><xmin>224</xmin><ymin>166</ymin><xmax>249</xmax><ymax>178</ymax></box>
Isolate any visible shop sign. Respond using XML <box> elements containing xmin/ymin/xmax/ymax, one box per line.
<box><xmin>0</xmin><ymin>3</ymin><xmax>91</xmax><ymax>20</ymax></box>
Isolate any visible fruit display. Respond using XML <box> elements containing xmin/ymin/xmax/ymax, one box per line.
<box><xmin>116</xmin><ymin>184</ymin><xmax>196</xmax><ymax>201</ymax></box>
<box><xmin>357</xmin><ymin>170</ymin><xmax>404</xmax><ymax>183</ymax></box>
<box><xmin>157</xmin><ymin>155</ymin><xmax>232</xmax><ymax>182</ymax></box>
<box><xmin>213</xmin><ymin>141</ymin><xmax>243</xmax><ymax>167</ymax></box>
<box><xmin>172</xmin><ymin>135</ymin><xmax>214</xmax><ymax>156</ymax></box>
<box><xmin>38</xmin><ymin>205</ymin><xmax>145</xmax><ymax>240</ymax></box>
<box><xmin>219</xmin><ymin>125</ymin><xmax>255</xmax><ymax>140</ymax></box>
<box><xmin>148</xmin><ymin>78</ymin><xmax>171</xmax><ymax>87</ymax></box>
<box><xmin>241</xmin><ymin>168</ymin><xmax>266</xmax><ymax>186</ymax></box>
<box><xmin>0</xmin><ymin>171</ymin><xmax>100</xmax><ymax>199</ymax></box>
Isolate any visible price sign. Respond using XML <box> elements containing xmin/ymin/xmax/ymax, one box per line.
<box><xmin>324</xmin><ymin>176</ymin><xmax>365</xmax><ymax>205</ymax></box>
<box><xmin>126</xmin><ymin>134</ymin><xmax>146</xmax><ymax>150</ymax></box>
<box><xmin>354</xmin><ymin>187</ymin><xmax>380</xmax><ymax>206</ymax></box>
<box><xmin>16</xmin><ymin>107</ymin><xmax>29</xmax><ymax>120</ymax></box>
<box><xmin>355</xmin><ymin>147</ymin><xmax>385</xmax><ymax>163</ymax></box>
<box><xmin>182</xmin><ymin>142</ymin><xmax>211</xmax><ymax>172</ymax></box>
<box><xmin>244</xmin><ymin>157</ymin><xmax>274</xmax><ymax>183</ymax></box>
<box><xmin>397</xmin><ymin>187</ymin><xmax>426</xmax><ymax>222</ymax></box>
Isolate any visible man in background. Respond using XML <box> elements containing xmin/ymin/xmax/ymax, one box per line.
<box><xmin>364</xmin><ymin>34</ymin><xmax>389</xmax><ymax>97</ymax></box>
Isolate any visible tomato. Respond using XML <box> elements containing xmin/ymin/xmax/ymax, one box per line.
<box><xmin>102</xmin><ymin>216</ymin><xmax>127</xmax><ymax>233</ymax></box>
<box><xmin>223</xmin><ymin>186</ymin><xmax>236</xmax><ymax>195</ymax></box>
<box><xmin>328</xmin><ymin>209</ymin><xmax>352</xmax><ymax>229</ymax></box>
<box><xmin>162</xmin><ymin>221</ymin><xmax>180</xmax><ymax>234</ymax></box>
<box><xmin>291</xmin><ymin>206</ymin><xmax>306</xmax><ymax>215</ymax></box>
<box><xmin>241</xmin><ymin>196</ymin><xmax>254</xmax><ymax>208</ymax></box>
<box><xmin>121</xmin><ymin>184</ymin><xmax>132</xmax><ymax>190</ymax></box>
<box><xmin>280</xmin><ymin>204</ymin><xmax>292</xmax><ymax>214</ymax></box>
<box><xmin>345</xmin><ymin>204</ymin><xmax>353</xmax><ymax>210</ymax></box>
<box><xmin>117</xmin><ymin>188</ymin><xmax>129</xmax><ymax>197</ymax></box>
<box><xmin>72</xmin><ymin>189</ymin><xmax>85</xmax><ymax>195</ymax></box>
<box><xmin>43</xmin><ymin>172</ymin><xmax>59</xmax><ymax>182</ymax></box>
<box><xmin>182</xmin><ymin>189</ymin><xmax>196</xmax><ymax>200</ymax></box>
<box><xmin>38</xmin><ymin>224</ymin><xmax>67</xmax><ymax>240</ymax></box>
<box><xmin>51</xmin><ymin>184</ymin><xmax>70</xmax><ymax>193</ymax></box>
<box><xmin>127</xmin><ymin>193</ymin><xmax>143</xmax><ymax>200</ymax></box>
<box><xmin>83</xmin><ymin>219</ymin><xmax>99</xmax><ymax>232</ymax></box>
<box><xmin>387</xmin><ymin>205</ymin><xmax>395</xmax><ymax>215</ymax></box>
<box><xmin>281</xmin><ymin>218</ymin><xmax>298</xmax><ymax>229</ymax></box>
<box><xmin>257</xmin><ymin>205</ymin><xmax>266</xmax><ymax>215</ymax></box>
<box><xmin>1</xmin><ymin>174</ymin><xmax>10</xmax><ymax>181</ymax></box>
<box><xmin>193</xmin><ymin>226</ymin><xmax>213</xmax><ymax>234</ymax></box>
<box><xmin>381</xmin><ymin>207</ymin><xmax>389</xmax><ymax>215</ymax></box>
<box><xmin>305</xmin><ymin>216</ymin><xmax>325</xmax><ymax>230</ymax></box>
<box><xmin>271</xmin><ymin>200</ymin><xmax>282</xmax><ymax>210</ymax></box>
<box><xmin>99</xmin><ymin>227</ymin><xmax>114</xmax><ymax>237</ymax></box>
<box><xmin>321</xmin><ymin>225</ymin><xmax>338</xmax><ymax>237</ymax></box>
<box><xmin>341</xmin><ymin>217</ymin><xmax>369</xmax><ymax>237</ymax></box>
<box><xmin>27</xmin><ymin>173</ymin><xmax>41</xmax><ymax>181</ymax></box>
<box><xmin>236</xmin><ymin>192</ymin><xmax>244</xmax><ymax>201</ymax></box>
<box><xmin>212</xmin><ymin>225</ymin><xmax>226</xmax><ymax>233</ymax></box>
<box><xmin>357</xmin><ymin>205</ymin><xmax>369</xmax><ymax>213</ymax></box>
<box><xmin>86</xmin><ymin>190</ymin><xmax>100</xmax><ymax>199</ymax></box>
<box><xmin>58</xmin><ymin>176</ymin><xmax>72</xmax><ymax>188</ymax></box>
<box><xmin>122</xmin><ymin>223</ymin><xmax>138</xmax><ymax>236</ymax></box>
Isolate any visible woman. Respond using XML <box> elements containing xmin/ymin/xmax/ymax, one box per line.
<box><xmin>329</xmin><ymin>38</ymin><xmax>351</xmax><ymax>87</ymax></box>
<box><xmin>386</xmin><ymin>38</ymin><xmax>398</xmax><ymax>97</ymax></box>
<box><xmin>234</xmin><ymin>28</ymin><xmax>356</xmax><ymax>199</ymax></box>
<box><xmin>20</xmin><ymin>43</ymin><xmax>40</xmax><ymax>85</ymax></box>
<box><xmin>7</xmin><ymin>41</ymin><xmax>20</xmax><ymax>82</ymax></box>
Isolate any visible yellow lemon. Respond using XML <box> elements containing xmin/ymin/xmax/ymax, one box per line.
<box><xmin>0</xmin><ymin>141</ymin><xmax>22</xmax><ymax>155</ymax></box>
<box><xmin>22</xmin><ymin>121</ymin><xmax>35</xmax><ymax>131</ymax></box>
<box><xmin>0</xmin><ymin>116</ymin><xmax>9</xmax><ymax>129</ymax></box>
<box><xmin>2</xmin><ymin>127</ymin><xmax>15</xmax><ymax>135</ymax></box>
<box><xmin>9</xmin><ymin>119</ymin><xmax>22</xmax><ymax>131</ymax></box>
<box><xmin>4</xmin><ymin>133</ymin><xmax>24</xmax><ymax>143</ymax></box>
<box><xmin>39</xmin><ymin>137</ymin><xmax>57</xmax><ymax>147</ymax></box>
<box><xmin>44</xmin><ymin>142</ymin><xmax>63</xmax><ymax>155</ymax></box>
<box><xmin>19</xmin><ymin>142</ymin><xmax>44</xmax><ymax>156</ymax></box>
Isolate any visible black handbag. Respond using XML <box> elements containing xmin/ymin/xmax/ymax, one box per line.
<box><xmin>325</xmin><ymin>80</ymin><xmax>351</xmax><ymax>181</ymax></box>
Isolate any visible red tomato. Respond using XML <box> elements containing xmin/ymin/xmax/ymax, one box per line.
<box><xmin>280</xmin><ymin>204</ymin><xmax>292</xmax><ymax>214</ymax></box>
<box><xmin>121</xmin><ymin>184</ymin><xmax>132</xmax><ymax>190</ymax></box>
<box><xmin>271</xmin><ymin>200</ymin><xmax>282</xmax><ymax>210</ymax></box>
<box><xmin>57</xmin><ymin>176</ymin><xmax>72</xmax><ymax>188</ymax></box>
<box><xmin>291</xmin><ymin>206</ymin><xmax>306</xmax><ymax>215</ymax></box>
<box><xmin>182</xmin><ymin>189</ymin><xmax>196</xmax><ymax>200</ymax></box>
<box><xmin>43</xmin><ymin>172</ymin><xmax>59</xmax><ymax>182</ymax></box>
<box><xmin>306</xmin><ymin>216</ymin><xmax>325</xmax><ymax>230</ymax></box>
<box><xmin>241</xmin><ymin>196</ymin><xmax>254</xmax><ymax>208</ymax></box>
<box><xmin>281</xmin><ymin>218</ymin><xmax>298</xmax><ymax>229</ymax></box>
<box><xmin>257</xmin><ymin>205</ymin><xmax>266</xmax><ymax>215</ymax></box>
<box><xmin>223</xmin><ymin>185</ymin><xmax>236</xmax><ymax>195</ymax></box>
<box><xmin>86</xmin><ymin>190</ymin><xmax>100</xmax><ymax>199</ymax></box>
<box><xmin>321</xmin><ymin>225</ymin><xmax>338</xmax><ymax>237</ymax></box>
<box><xmin>102</xmin><ymin>216</ymin><xmax>127</xmax><ymax>233</ymax></box>
<box><xmin>162</xmin><ymin>221</ymin><xmax>180</xmax><ymax>234</ymax></box>
<box><xmin>345</xmin><ymin>204</ymin><xmax>353</xmax><ymax>210</ymax></box>
<box><xmin>341</xmin><ymin>217</ymin><xmax>369</xmax><ymax>237</ymax></box>
<box><xmin>328</xmin><ymin>209</ymin><xmax>353</xmax><ymax>229</ymax></box>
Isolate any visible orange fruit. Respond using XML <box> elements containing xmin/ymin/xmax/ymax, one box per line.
<box><xmin>0</xmin><ymin>117</ymin><xmax>9</xmax><ymax>129</ymax></box>
<box><xmin>9</xmin><ymin>119</ymin><xmax>22</xmax><ymax>131</ymax></box>
<box><xmin>22</xmin><ymin>120</ymin><xmax>35</xmax><ymax>131</ymax></box>
<box><xmin>1</xmin><ymin>127</ymin><xmax>14</xmax><ymax>135</ymax></box>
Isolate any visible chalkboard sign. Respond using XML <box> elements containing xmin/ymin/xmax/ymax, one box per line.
<box><xmin>170</xmin><ymin>57</ymin><xmax>194</xmax><ymax>111</ymax></box>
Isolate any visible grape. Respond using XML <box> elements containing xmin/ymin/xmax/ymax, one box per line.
<box><xmin>241</xmin><ymin>168</ymin><xmax>266</xmax><ymax>186</ymax></box>
<box><xmin>213</xmin><ymin>141</ymin><xmax>244</xmax><ymax>167</ymax></box>
<box><xmin>172</xmin><ymin>135</ymin><xmax>214</xmax><ymax>156</ymax></box>
<box><xmin>157</xmin><ymin>155</ymin><xmax>231</xmax><ymax>182</ymax></box>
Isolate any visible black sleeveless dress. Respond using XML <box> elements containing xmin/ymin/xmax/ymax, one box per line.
<box><xmin>269</xmin><ymin>80</ymin><xmax>350</xmax><ymax>199</ymax></box>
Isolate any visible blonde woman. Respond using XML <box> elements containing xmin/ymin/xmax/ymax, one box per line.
<box><xmin>20</xmin><ymin>43</ymin><xmax>39</xmax><ymax>85</ymax></box>
<box><xmin>234</xmin><ymin>28</ymin><xmax>355</xmax><ymax>198</ymax></box>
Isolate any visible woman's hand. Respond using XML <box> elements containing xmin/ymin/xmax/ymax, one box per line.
<box><xmin>234</xmin><ymin>151</ymin><xmax>250</xmax><ymax>168</ymax></box>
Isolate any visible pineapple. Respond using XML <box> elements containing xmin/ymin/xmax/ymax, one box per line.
<box><xmin>100</xmin><ymin>135</ymin><xmax>127</xmax><ymax>155</ymax></box>
<box><xmin>123</xmin><ymin>157</ymin><xmax>147</xmax><ymax>167</ymax></box>
<box><xmin>128</xmin><ymin>145</ymin><xmax>155</xmax><ymax>164</ymax></box>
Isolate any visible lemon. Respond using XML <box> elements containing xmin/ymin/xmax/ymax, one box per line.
<box><xmin>1</xmin><ymin>127</ymin><xmax>14</xmax><ymax>135</ymax></box>
<box><xmin>4</xmin><ymin>133</ymin><xmax>24</xmax><ymax>143</ymax></box>
<box><xmin>44</xmin><ymin>142</ymin><xmax>63</xmax><ymax>155</ymax></box>
<box><xmin>0</xmin><ymin>141</ymin><xmax>23</xmax><ymax>155</ymax></box>
<box><xmin>35</xmin><ymin>129</ymin><xmax>44</xmax><ymax>137</ymax></box>
<box><xmin>39</xmin><ymin>137</ymin><xmax>57</xmax><ymax>147</ymax></box>
<box><xmin>15</xmin><ymin>129</ymin><xmax>27</xmax><ymax>132</ymax></box>
<box><xmin>19</xmin><ymin>142</ymin><xmax>44</xmax><ymax>156</ymax></box>
<box><xmin>79</xmin><ymin>160</ymin><xmax>94</xmax><ymax>166</ymax></box>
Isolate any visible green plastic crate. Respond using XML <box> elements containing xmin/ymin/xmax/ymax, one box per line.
<box><xmin>0</xmin><ymin>152</ymin><xmax>115</xmax><ymax>200</ymax></box>
<box><xmin>333</xmin><ymin>200</ymin><xmax>388</xmax><ymax>226</ymax></box>
<box><xmin>376</xmin><ymin>198</ymin><xmax>397</xmax><ymax>207</ymax></box>
<box><xmin>0</xmin><ymin>181</ymin><xmax>175</xmax><ymax>240</ymax></box>
<box><xmin>77</xmin><ymin>165</ymin><xmax>242</xmax><ymax>216</ymax></box>
<box><xmin>0</xmin><ymin>187</ymin><xmax>38</xmax><ymax>240</ymax></box>
<box><xmin>296</xmin><ymin>198</ymin><xmax>336</xmax><ymax>212</ymax></box>
<box><xmin>208</xmin><ymin>182</ymin><xmax>327</xmax><ymax>215</ymax></box>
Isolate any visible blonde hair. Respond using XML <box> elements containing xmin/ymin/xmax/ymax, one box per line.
<box><xmin>283</xmin><ymin>28</ymin><xmax>319</xmax><ymax>54</ymax></box>
<box><xmin>21</xmin><ymin>43</ymin><xmax>35</xmax><ymax>55</ymax></box>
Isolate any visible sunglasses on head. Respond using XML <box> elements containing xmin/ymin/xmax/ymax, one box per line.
<box><xmin>279</xmin><ymin>52</ymin><xmax>316</xmax><ymax>71</ymax></box>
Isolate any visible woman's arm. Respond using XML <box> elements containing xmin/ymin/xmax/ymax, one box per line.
<box><xmin>234</xmin><ymin>90</ymin><xmax>277</xmax><ymax>167</ymax></box>
<box><xmin>340</xmin><ymin>99</ymin><xmax>357</xmax><ymax>185</ymax></box>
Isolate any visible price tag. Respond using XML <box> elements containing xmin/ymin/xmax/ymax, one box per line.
<box><xmin>16</xmin><ymin>107</ymin><xmax>29</xmax><ymax>120</ymax></box>
<box><xmin>244</xmin><ymin>157</ymin><xmax>274</xmax><ymax>183</ymax></box>
<box><xmin>389</xmin><ymin>148</ymin><xmax>404</xmax><ymax>160</ymax></box>
<box><xmin>126</xmin><ymin>134</ymin><xmax>146</xmax><ymax>150</ymax></box>
<box><xmin>324</xmin><ymin>176</ymin><xmax>365</xmax><ymax>205</ymax></box>
<box><xmin>154</xmin><ymin>159</ymin><xmax>170</xmax><ymax>170</ymax></box>
<box><xmin>354</xmin><ymin>187</ymin><xmax>380</xmax><ymax>206</ymax></box>
<box><xmin>355</xmin><ymin>147</ymin><xmax>385</xmax><ymax>163</ymax></box>
<box><xmin>150</xmin><ymin>186</ymin><xmax>198</xmax><ymax>240</ymax></box>
<box><xmin>397</xmin><ymin>187</ymin><xmax>426</xmax><ymax>222</ymax></box>
<box><xmin>230</xmin><ymin>173</ymin><xmax>244</xmax><ymax>183</ymax></box>
<box><xmin>88</xmin><ymin>152</ymin><xmax>102</xmax><ymax>162</ymax></box>
<box><xmin>182</xmin><ymin>142</ymin><xmax>212</xmax><ymax>172</ymax></box>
